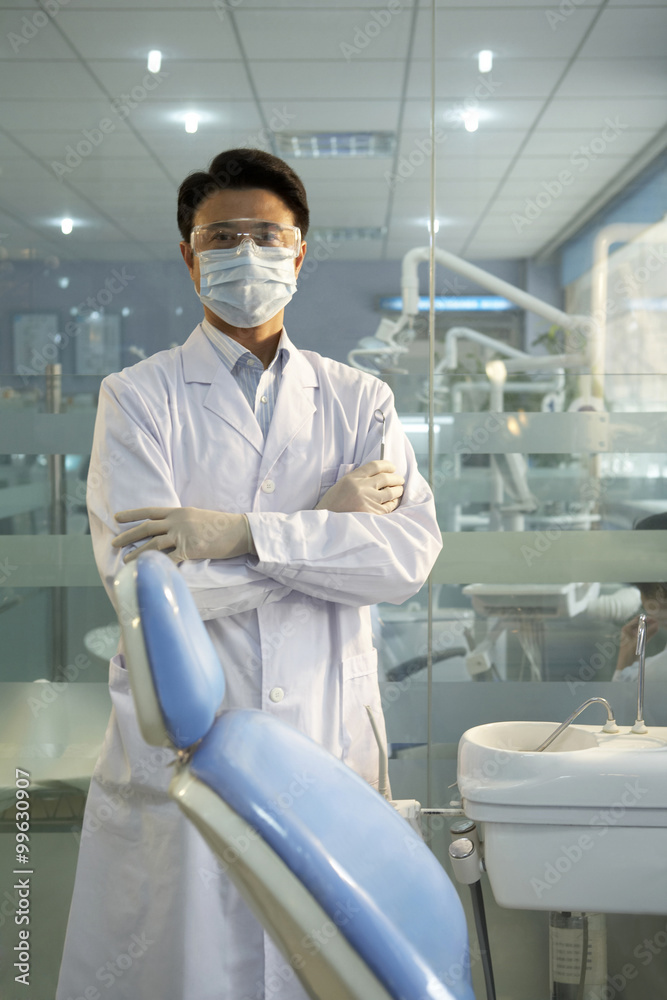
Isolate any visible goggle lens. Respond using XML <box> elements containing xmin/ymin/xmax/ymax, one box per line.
<box><xmin>191</xmin><ymin>218</ymin><xmax>300</xmax><ymax>257</ymax></box>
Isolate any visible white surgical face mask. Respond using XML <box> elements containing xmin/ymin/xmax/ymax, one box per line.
<box><xmin>197</xmin><ymin>246</ymin><xmax>297</xmax><ymax>328</ymax></box>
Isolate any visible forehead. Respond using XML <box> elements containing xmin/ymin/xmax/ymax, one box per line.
<box><xmin>193</xmin><ymin>187</ymin><xmax>295</xmax><ymax>228</ymax></box>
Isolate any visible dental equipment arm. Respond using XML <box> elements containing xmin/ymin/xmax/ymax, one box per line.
<box><xmin>401</xmin><ymin>247</ymin><xmax>588</xmax><ymax>334</ymax></box>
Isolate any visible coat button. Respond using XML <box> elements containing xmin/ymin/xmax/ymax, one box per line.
<box><xmin>261</xmin><ymin>479</ymin><xmax>276</xmax><ymax>493</ymax></box>
<box><xmin>269</xmin><ymin>687</ymin><xmax>284</xmax><ymax>703</ymax></box>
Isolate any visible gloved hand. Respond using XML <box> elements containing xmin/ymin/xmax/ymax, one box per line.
<box><xmin>113</xmin><ymin>507</ymin><xmax>256</xmax><ymax>564</ymax></box>
<box><xmin>315</xmin><ymin>460</ymin><xmax>404</xmax><ymax>515</ymax></box>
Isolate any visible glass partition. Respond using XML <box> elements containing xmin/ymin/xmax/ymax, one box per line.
<box><xmin>2</xmin><ymin>3</ymin><xmax>667</xmax><ymax>997</ymax></box>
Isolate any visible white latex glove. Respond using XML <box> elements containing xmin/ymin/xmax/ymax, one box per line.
<box><xmin>315</xmin><ymin>460</ymin><xmax>404</xmax><ymax>515</ymax></box>
<box><xmin>113</xmin><ymin>507</ymin><xmax>256</xmax><ymax>564</ymax></box>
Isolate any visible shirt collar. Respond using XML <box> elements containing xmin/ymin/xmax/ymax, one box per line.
<box><xmin>201</xmin><ymin>317</ymin><xmax>290</xmax><ymax>373</ymax></box>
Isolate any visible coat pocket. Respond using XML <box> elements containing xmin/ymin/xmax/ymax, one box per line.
<box><xmin>340</xmin><ymin>648</ymin><xmax>388</xmax><ymax>788</ymax></box>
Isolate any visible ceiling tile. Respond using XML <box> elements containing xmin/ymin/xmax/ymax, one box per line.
<box><xmin>251</xmin><ymin>59</ymin><xmax>406</xmax><ymax>102</ymax></box>
<box><xmin>56</xmin><ymin>10</ymin><xmax>241</xmax><ymax>60</ymax></box>
<box><xmin>259</xmin><ymin>100</ymin><xmax>399</xmax><ymax>132</ymax></box>
<box><xmin>435</xmin><ymin>129</ymin><xmax>526</xmax><ymax>157</ymax></box>
<box><xmin>408</xmin><ymin>58</ymin><xmax>569</xmax><ymax>100</ymax></box>
<box><xmin>89</xmin><ymin>58</ymin><xmax>255</xmax><ymax>102</ymax></box>
<box><xmin>521</xmin><ymin>128</ymin><xmax>658</xmax><ymax>158</ymax></box>
<box><xmin>14</xmin><ymin>126</ymin><xmax>152</xmax><ymax>161</ymax></box>
<box><xmin>412</xmin><ymin>6</ymin><xmax>600</xmax><ymax>59</ymax></box>
<box><xmin>539</xmin><ymin>98</ymin><xmax>667</xmax><ymax>131</ymax></box>
<box><xmin>60</xmin><ymin>156</ymin><xmax>167</xmax><ymax>181</ymax></box>
<box><xmin>0</xmin><ymin>60</ymin><xmax>108</xmax><ymax>100</ymax></box>
<box><xmin>2</xmin><ymin>100</ymin><xmax>126</xmax><ymax>131</ymax></box>
<box><xmin>236</xmin><ymin>9</ymin><xmax>412</xmax><ymax>61</ymax></box>
<box><xmin>558</xmin><ymin>58</ymin><xmax>667</xmax><ymax>98</ymax></box>
<box><xmin>0</xmin><ymin>12</ymin><xmax>74</xmax><ymax>60</ymax></box>
<box><xmin>579</xmin><ymin>7</ymin><xmax>667</xmax><ymax>57</ymax></box>
<box><xmin>308</xmin><ymin>198</ymin><xmax>388</xmax><ymax>227</ymax></box>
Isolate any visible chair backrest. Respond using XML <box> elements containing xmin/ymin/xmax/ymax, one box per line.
<box><xmin>115</xmin><ymin>552</ymin><xmax>225</xmax><ymax>749</ymax></box>
<box><xmin>189</xmin><ymin>709</ymin><xmax>476</xmax><ymax>1000</ymax></box>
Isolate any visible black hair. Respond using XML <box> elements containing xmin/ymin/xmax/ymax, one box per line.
<box><xmin>177</xmin><ymin>148</ymin><xmax>309</xmax><ymax>242</ymax></box>
<box><xmin>634</xmin><ymin>512</ymin><xmax>667</xmax><ymax>598</ymax></box>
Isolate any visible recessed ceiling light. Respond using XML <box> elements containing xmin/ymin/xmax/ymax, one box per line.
<box><xmin>61</xmin><ymin>218</ymin><xmax>73</xmax><ymax>235</ymax></box>
<box><xmin>147</xmin><ymin>50</ymin><xmax>162</xmax><ymax>73</ymax></box>
<box><xmin>478</xmin><ymin>50</ymin><xmax>493</xmax><ymax>74</ymax></box>
<box><xmin>58</xmin><ymin>276</ymin><xmax>70</xmax><ymax>288</ymax></box>
<box><xmin>184</xmin><ymin>113</ymin><xmax>199</xmax><ymax>134</ymax></box>
<box><xmin>463</xmin><ymin>110</ymin><xmax>479</xmax><ymax>133</ymax></box>
<box><xmin>121</xmin><ymin>307</ymin><xmax>131</xmax><ymax>317</ymax></box>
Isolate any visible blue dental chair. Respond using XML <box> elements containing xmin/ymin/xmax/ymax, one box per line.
<box><xmin>114</xmin><ymin>551</ymin><xmax>475</xmax><ymax>1000</ymax></box>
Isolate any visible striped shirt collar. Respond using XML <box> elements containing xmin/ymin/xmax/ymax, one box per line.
<box><xmin>201</xmin><ymin>318</ymin><xmax>290</xmax><ymax>373</ymax></box>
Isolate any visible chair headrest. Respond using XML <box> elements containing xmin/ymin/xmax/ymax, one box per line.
<box><xmin>115</xmin><ymin>552</ymin><xmax>225</xmax><ymax>750</ymax></box>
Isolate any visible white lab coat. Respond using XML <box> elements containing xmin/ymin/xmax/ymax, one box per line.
<box><xmin>56</xmin><ymin>325</ymin><xmax>442</xmax><ymax>1000</ymax></box>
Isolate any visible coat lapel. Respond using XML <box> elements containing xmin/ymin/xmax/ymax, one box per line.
<box><xmin>260</xmin><ymin>334</ymin><xmax>318</xmax><ymax>477</ymax></box>
<box><xmin>180</xmin><ymin>325</ymin><xmax>265</xmax><ymax>456</ymax></box>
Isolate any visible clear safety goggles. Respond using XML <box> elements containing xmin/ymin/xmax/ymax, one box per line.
<box><xmin>190</xmin><ymin>218</ymin><xmax>302</xmax><ymax>258</ymax></box>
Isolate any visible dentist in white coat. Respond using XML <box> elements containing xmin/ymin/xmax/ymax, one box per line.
<box><xmin>56</xmin><ymin>148</ymin><xmax>442</xmax><ymax>1000</ymax></box>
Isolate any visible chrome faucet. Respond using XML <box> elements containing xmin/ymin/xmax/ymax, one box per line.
<box><xmin>631</xmin><ymin>613</ymin><xmax>649</xmax><ymax>734</ymax></box>
<box><xmin>535</xmin><ymin>696</ymin><xmax>619</xmax><ymax>752</ymax></box>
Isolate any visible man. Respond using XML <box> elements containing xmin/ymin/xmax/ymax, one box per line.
<box><xmin>56</xmin><ymin>148</ymin><xmax>442</xmax><ymax>1000</ymax></box>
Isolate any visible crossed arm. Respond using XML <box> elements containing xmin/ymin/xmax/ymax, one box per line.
<box><xmin>90</xmin><ymin>375</ymin><xmax>441</xmax><ymax>619</ymax></box>
<box><xmin>112</xmin><ymin>460</ymin><xmax>405</xmax><ymax>565</ymax></box>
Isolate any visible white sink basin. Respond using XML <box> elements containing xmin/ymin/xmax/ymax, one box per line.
<box><xmin>458</xmin><ymin>721</ymin><xmax>667</xmax><ymax>914</ymax></box>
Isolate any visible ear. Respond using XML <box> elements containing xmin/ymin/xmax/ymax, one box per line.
<box><xmin>180</xmin><ymin>241</ymin><xmax>195</xmax><ymax>280</ymax></box>
<box><xmin>295</xmin><ymin>240</ymin><xmax>307</xmax><ymax>279</ymax></box>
